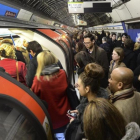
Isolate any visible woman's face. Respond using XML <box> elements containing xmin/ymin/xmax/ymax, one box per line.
<box><xmin>77</xmin><ymin>78</ymin><xmax>87</xmax><ymax>97</ymax></box>
<box><xmin>112</xmin><ymin>50</ymin><xmax>120</xmax><ymax>61</ymax></box>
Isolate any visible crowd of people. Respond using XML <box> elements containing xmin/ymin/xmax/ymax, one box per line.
<box><xmin>0</xmin><ymin>29</ymin><xmax>140</xmax><ymax>140</ymax></box>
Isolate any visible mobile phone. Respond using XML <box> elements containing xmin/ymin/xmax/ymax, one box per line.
<box><xmin>67</xmin><ymin>110</ymin><xmax>77</xmax><ymax>119</ymax></box>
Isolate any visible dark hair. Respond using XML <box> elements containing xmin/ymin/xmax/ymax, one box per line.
<box><xmin>124</xmin><ymin>38</ymin><xmax>133</xmax><ymax>49</ymax></box>
<box><xmin>112</xmin><ymin>33</ymin><xmax>116</xmax><ymax>36</ymax></box>
<box><xmin>75</xmin><ymin>51</ymin><xmax>94</xmax><ymax>68</ymax></box>
<box><xmin>76</xmin><ymin>42</ymin><xmax>84</xmax><ymax>52</ymax></box>
<box><xmin>83</xmin><ymin>98</ymin><xmax>126</xmax><ymax>140</ymax></box>
<box><xmin>121</xmin><ymin>33</ymin><xmax>128</xmax><ymax>37</ymax></box>
<box><xmin>27</xmin><ymin>41</ymin><xmax>43</xmax><ymax>54</ymax></box>
<box><xmin>79</xmin><ymin>63</ymin><xmax>104</xmax><ymax>93</ymax></box>
<box><xmin>84</xmin><ymin>33</ymin><xmax>95</xmax><ymax>42</ymax></box>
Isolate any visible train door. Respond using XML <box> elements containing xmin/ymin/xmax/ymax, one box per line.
<box><xmin>8</xmin><ymin>28</ymin><xmax>74</xmax><ymax>84</ymax></box>
<box><xmin>36</xmin><ymin>29</ymin><xmax>75</xmax><ymax>84</ymax></box>
<box><xmin>0</xmin><ymin>71</ymin><xmax>55</xmax><ymax>140</ymax></box>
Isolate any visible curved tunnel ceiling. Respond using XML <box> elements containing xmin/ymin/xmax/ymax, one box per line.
<box><xmin>0</xmin><ymin>0</ymin><xmax>129</xmax><ymax>27</ymax></box>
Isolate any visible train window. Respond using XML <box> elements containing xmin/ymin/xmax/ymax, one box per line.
<box><xmin>0</xmin><ymin>103</ymin><xmax>40</xmax><ymax>140</ymax></box>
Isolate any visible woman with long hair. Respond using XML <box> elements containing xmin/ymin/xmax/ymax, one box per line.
<box><xmin>109</xmin><ymin>47</ymin><xmax>126</xmax><ymax>78</ymax></box>
<box><xmin>65</xmin><ymin>63</ymin><xmax>109</xmax><ymax>140</ymax></box>
<box><xmin>75</xmin><ymin>51</ymin><xmax>94</xmax><ymax>76</ymax></box>
<box><xmin>31</xmin><ymin>50</ymin><xmax>70</xmax><ymax>140</ymax></box>
<box><xmin>83</xmin><ymin>98</ymin><xmax>140</xmax><ymax>140</ymax></box>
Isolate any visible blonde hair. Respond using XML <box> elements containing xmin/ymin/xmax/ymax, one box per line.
<box><xmin>134</xmin><ymin>42</ymin><xmax>140</xmax><ymax>51</ymax></box>
<box><xmin>0</xmin><ymin>43</ymin><xmax>16</xmax><ymax>59</ymax></box>
<box><xmin>36</xmin><ymin>50</ymin><xmax>58</xmax><ymax>80</ymax></box>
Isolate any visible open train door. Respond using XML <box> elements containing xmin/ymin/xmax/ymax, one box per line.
<box><xmin>0</xmin><ymin>71</ymin><xmax>55</xmax><ymax>140</ymax></box>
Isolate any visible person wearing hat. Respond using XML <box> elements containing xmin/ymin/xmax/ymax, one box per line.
<box><xmin>116</xmin><ymin>33</ymin><xmax>128</xmax><ymax>48</ymax></box>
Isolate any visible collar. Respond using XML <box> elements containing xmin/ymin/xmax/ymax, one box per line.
<box><xmin>109</xmin><ymin>88</ymin><xmax>134</xmax><ymax>103</ymax></box>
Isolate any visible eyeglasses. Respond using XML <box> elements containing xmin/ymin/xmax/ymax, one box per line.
<box><xmin>83</xmin><ymin>42</ymin><xmax>91</xmax><ymax>45</ymax></box>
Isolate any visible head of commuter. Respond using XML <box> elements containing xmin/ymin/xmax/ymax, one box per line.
<box><xmin>75</xmin><ymin>42</ymin><xmax>84</xmax><ymax>53</ymax></box>
<box><xmin>102</xmin><ymin>37</ymin><xmax>107</xmax><ymax>44</ymax></box>
<box><xmin>75</xmin><ymin>51</ymin><xmax>94</xmax><ymax>68</ymax></box>
<box><xmin>83</xmin><ymin>98</ymin><xmax>126</xmax><ymax>140</ymax></box>
<box><xmin>77</xmin><ymin>63</ymin><xmax>104</xmax><ymax>99</ymax></box>
<box><xmin>121</xmin><ymin>33</ymin><xmax>128</xmax><ymax>43</ymax></box>
<box><xmin>112</xmin><ymin>33</ymin><xmax>116</xmax><ymax>41</ymax></box>
<box><xmin>83</xmin><ymin>33</ymin><xmax>96</xmax><ymax>50</ymax></box>
<box><xmin>106</xmin><ymin>31</ymin><xmax>110</xmax><ymax>38</ymax></box>
<box><xmin>27</xmin><ymin>41</ymin><xmax>43</xmax><ymax>57</ymax></box>
<box><xmin>108</xmin><ymin>67</ymin><xmax>133</xmax><ymax>94</ymax></box>
<box><xmin>124</xmin><ymin>38</ymin><xmax>134</xmax><ymax>50</ymax></box>
<box><xmin>36</xmin><ymin>50</ymin><xmax>58</xmax><ymax>81</ymax></box>
<box><xmin>112</xmin><ymin>47</ymin><xmax>124</xmax><ymax>63</ymax></box>
<box><xmin>0</xmin><ymin>43</ymin><xmax>16</xmax><ymax>59</ymax></box>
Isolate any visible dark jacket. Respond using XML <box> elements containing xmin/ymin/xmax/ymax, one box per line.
<box><xmin>123</xmin><ymin>48</ymin><xmax>137</xmax><ymax>71</ymax></box>
<box><xmin>133</xmin><ymin>65</ymin><xmax>140</xmax><ymax>92</ymax></box>
<box><xmin>84</xmin><ymin>45</ymin><xmax>109</xmax><ymax>74</ymax></box>
<box><xmin>65</xmin><ymin>88</ymin><xmax>109</xmax><ymax>140</ymax></box>
<box><xmin>108</xmin><ymin>39</ymin><xmax>117</xmax><ymax>52</ymax></box>
<box><xmin>116</xmin><ymin>40</ymin><xmax>124</xmax><ymax>48</ymax></box>
<box><xmin>100</xmin><ymin>42</ymin><xmax>111</xmax><ymax>61</ymax></box>
<box><xmin>15</xmin><ymin>50</ymin><xmax>26</xmax><ymax>64</ymax></box>
<box><xmin>83</xmin><ymin>46</ymin><xmax>109</xmax><ymax>88</ymax></box>
<box><xmin>26</xmin><ymin>53</ymin><xmax>38</xmax><ymax>88</ymax></box>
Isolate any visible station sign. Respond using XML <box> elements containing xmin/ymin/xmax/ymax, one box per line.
<box><xmin>0</xmin><ymin>3</ymin><xmax>19</xmax><ymax>18</ymax></box>
<box><xmin>68</xmin><ymin>1</ymin><xmax>112</xmax><ymax>13</ymax></box>
<box><xmin>77</xmin><ymin>19</ymin><xmax>87</xmax><ymax>26</ymax></box>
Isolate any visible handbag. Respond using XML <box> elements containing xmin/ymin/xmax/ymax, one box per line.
<box><xmin>16</xmin><ymin>61</ymin><xmax>19</xmax><ymax>81</ymax></box>
<box><xmin>66</xmin><ymin>83</ymin><xmax>80</xmax><ymax>110</ymax></box>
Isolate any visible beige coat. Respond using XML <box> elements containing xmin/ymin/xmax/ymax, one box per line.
<box><xmin>108</xmin><ymin>60</ymin><xmax>126</xmax><ymax>78</ymax></box>
<box><xmin>112</xmin><ymin>88</ymin><xmax>140</xmax><ymax>126</ymax></box>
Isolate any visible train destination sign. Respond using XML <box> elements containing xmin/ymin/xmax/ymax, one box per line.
<box><xmin>68</xmin><ymin>1</ymin><xmax>112</xmax><ymax>13</ymax></box>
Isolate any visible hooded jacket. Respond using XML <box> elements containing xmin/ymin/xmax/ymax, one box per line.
<box><xmin>31</xmin><ymin>65</ymin><xmax>70</xmax><ymax>130</ymax></box>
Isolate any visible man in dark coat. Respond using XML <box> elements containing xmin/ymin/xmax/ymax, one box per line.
<box><xmin>83</xmin><ymin>33</ymin><xmax>109</xmax><ymax>88</ymax></box>
<box><xmin>26</xmin><ymin>41</ymin><xmax>43</xmax><ymax>88</ymax></box>
<box><xmin>123</xmin><ymin>38</ymin><xmax>137</xmax><ymax>71</ymax></box>
<box><xmin>107</xmin><ymin>33</ymin><xmax>117</xmax><ymax>52</ymax></box>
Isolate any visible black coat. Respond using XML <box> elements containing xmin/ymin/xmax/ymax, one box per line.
<box><xmin>107</xmin><ymin>39</ymin><xmax>117</xmax><ymax>52</ymax></box>
<box><xmin>100</xmin><ymin>43</ymin><xmax>111</xmax><ymax>61</ymax></box>
<box><xmin>26</xmin><ymin>53</ymin><xmax>38</xmax><ymax>88</ymax></box>
<box><xmin>116</xmin><ymin>40</ymin><xmax>124</xmax><ymax>48</ymax></box>
<box><xmin>15</xmin><ymin>50</ymin><xmax>26</xmax><ymax>64</ymax></box>
<box><xmin>133</xmin><ymin>65</ymin><xmax>140</xmax><ymax>92</ymax></box>
<box><xmin>123</xmin><ymin>48</ymin><xmax>137</xmax><ymax>71</ymax></box>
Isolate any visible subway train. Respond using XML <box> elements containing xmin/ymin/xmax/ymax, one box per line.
<box><xmin>0</xmin><ymin>0</ymin><xmax>140</xmax><ymax>139</ymax></box>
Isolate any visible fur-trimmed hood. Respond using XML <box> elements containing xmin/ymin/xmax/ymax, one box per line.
<box><xmin>122</xmin><ymin>122</ymin><xmax>140</xmax><ymax>140</ymax></box>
